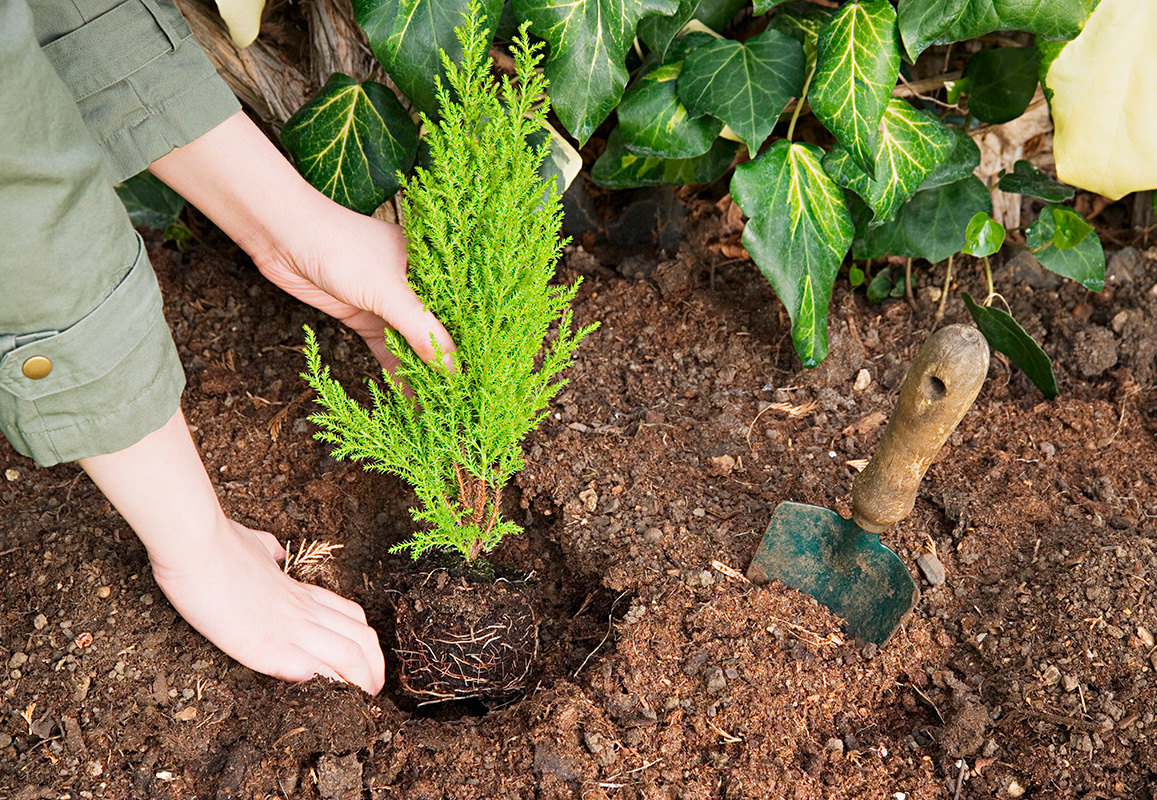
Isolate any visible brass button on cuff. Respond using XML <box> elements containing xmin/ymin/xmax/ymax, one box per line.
<box><xmin>22</xmin><ymin>356</ymin><xmax>52</xmax><ymax>380</ymax></box>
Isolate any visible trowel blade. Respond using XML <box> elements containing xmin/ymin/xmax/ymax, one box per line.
<box><xmin>746</xmin><ymin>501</ymin><xmax>919</xmax><ymax>646</ymax></box>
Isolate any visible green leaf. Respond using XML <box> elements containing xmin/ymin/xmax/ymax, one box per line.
<box><xmin>809</xmin><ymin>0</ymin><xmax>901</xmax><ymax>176</ymax></box>
<box><xmin>866</xmin><ymin>266</ymin><xmax>905</xmax><ymax>303</ymax></box>
<box><xmin>823</xmin><ymin>99</ymin><xmax>956</xmax><ymax>224</ymax></box>
<box><xmin>849</xmin><ymin>263</ymin><xmax>866</xmax><ymax>287</ymax></box>
<box><xmin>513</xmin><ymin>0</ymin><xmax>679</xmax><ymax>145</ymax></box>
<box><xmin>962</xmin><ymin>212</ymin><xmax>1005</xmax><ymax>257</ymax></box>
<box><xmin>1046</xmin><ymin>207</ymin><xmax>1093</xmax><ymax>249</ymax></box>
<box><xmin>997</xmin><ymin>160</ymin><xmax>1076</xmax><ymax>202</ymax></box>
<box><xmin>115</xmin><ymin>171</ymin><xmax>186</xmax><ymax>231</ymax></box>
<box><xmin>637</xmin><ymin>0</ymin><xmax>744</xmax><ymax>57</ymax></box>
<box><xmin>732</xmin><ymin>141</ymin><xmax>854</xmax><ymax>367</ymax></box>
<box><xmin>962</xmin><ymin>46</ymin><xmax>1038</xmax><ymax>124</ymax></box>
<box><xmin>353</xmin><ymin>0</ymin><xmax>502</xmax><ymax>117</ymax></box>
<box><xmin>962</xmin><ymin>292</ymin><xmax>1057</xmax><ymax>398</ymax></box>
<box><xmin>282</xmin><ymin>74</ymin><xmax>419</xmax><ymax>215</ymax></box>
<box><xmin>619</xmin><ymin>50</ymin><xmax>723</xmax><ymax>158</ymax></box>
<box><xmin>1025</xmin><ymin>205</ymin><xmax>1105</xmax><ymax>290</ymax></box>
<box><xmin>898</xmin><ymin>0</ymin><xmax>1091</xmax><ymax>61</ymax></box>
<box><xmin>591</xmin><ymin>128</ymin><xmax>739</xmax><ymax>189</ymax></box>
<box><xmin>916</xmin><ymin>123</ymin><xmax>980</xmax><ymax>191</ymax></box>
<box><xmin>769</xmin><ymin>4</ymin><xmax>831</xmax><ymax>72</ymax></box>
<box><xmin>677</xmin><ymin>26</ymin><xmax>806</xmax><ymax>152</ymax></box>
<box><xmin>753</xmin><ymin>0</ymin><xmax>792</xmax><ymax>13</ymax></box>
<box><xmin>852</xmin><ymin>175</ymin><xmax>992</xmax><ymax>263</ymax></box>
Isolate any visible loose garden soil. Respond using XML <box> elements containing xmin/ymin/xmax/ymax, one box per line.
<box><xmin>1</xmin><ymin>192</ymin><xmax>1155</xmax><ymax>799</ymax></box>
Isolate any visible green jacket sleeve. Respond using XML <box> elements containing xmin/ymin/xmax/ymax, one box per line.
<box><xmin>0</xmin><ymin>0</ymin><xmax>197</xmax><ymax>465</ymax></box>
<box><xmin>28</xmin><ymin>0</ymin><xmax>241</xmax><ymax>183</ymax></box>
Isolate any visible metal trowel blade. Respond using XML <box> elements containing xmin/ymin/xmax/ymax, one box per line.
<box><xmin>746</xmin><ymin>501</ymin><xmax>919</xmax><ymax>646</ymax></box>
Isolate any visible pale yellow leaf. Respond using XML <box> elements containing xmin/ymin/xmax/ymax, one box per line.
<box><xmin>1048</xmin><ymin>0</ymin><xmax>1157</xmax><ymax>200</ymax></box>
<box><xmin>213</xmin><ymin>0</ymin><xmax>265</xmax><ymax>49</ymax></box>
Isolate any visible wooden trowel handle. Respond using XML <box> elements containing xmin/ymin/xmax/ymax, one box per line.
<box><xmin>851</xmin><ymin>324</ymin><xmax>989</xmax><ymax>534</ymax></box>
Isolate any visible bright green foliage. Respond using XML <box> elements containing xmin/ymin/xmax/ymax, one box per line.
<box><xmin>592</xmin><ymin>129</ymin><xmax>738</xmax><ymax>188</ymax></box>
<box><xmin>963</xmin><ymin>293</ymin><xmax>1058</xmax><ymax>398</ymax></box>
<box><xmin>513</xmin><ymin>0</ymin><xmax>679</xmax><ymax>144</ymax></box>
<box><xmin>962</xmin><ymin>212</ymin><xmax>1006</xmax><ymax>257</ymax></box>
<box><xmin>997</xmin><ymin>160</ymin><xmax>1076</xmax><ymax>202</ymax></box>
<box><xmin>677</xmin><ymin>26</ymin><xmax>805</xmax><ymax>153</ymax></box>
<box><xmin>961</xmin><ymin>46</ymin><xmax>1039</xmax><ymax>124</ymax></box>
<box><xmin>809</xmin><ymin>0</ymin><xmax>900</xmax><ymax>176</ymax></box>
<box><xmin>732</xmin><ymin>141</ymin><xmax>853</xmax><ymax>368</ymax></box>
<box><xmin>302</xmin><ymin>13</ymin><xmax>595</xmax><ymax>561</ymax></box>
<box><xmin>823</xmin><ymin>99</ymin><xmax>956</xmax><ymax>225</ymax></box>
<box><xmin>1026</xmin><ymin>205</ymin><xmax>1105</xmax><ymax>290</ymax></box>
<box><xmin>898</xmin><ymin>0</ymin><xmax>1090</xmax><ymax>61</ymax></box>
<box><xmin>618</xmin><ymin>34</ymin><xmax>722</xmax><ymax>159</ymax></box>
<box><xmin>352</xmin><ymin>0</ymin><xmax>502</xmax><ymax>117</ymax></box>
<box><xmin>281</xmin><ymin>74</ymin><xmax>418</xmax><ymax>214</ymax></box>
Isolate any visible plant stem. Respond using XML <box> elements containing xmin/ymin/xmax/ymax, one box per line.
<box><xmin>935</xmin><ymin>254</ymin><xmax>953</xmax><ymax>322</ymax></box>
<box><xmin>905</xmin><ymin>258</ymin><xmax>914</xmax><ymax>304</ymax></box>
<box><xmin>787</xmin><ymin>65</ymin><xmax>817</xmax><ymax>143</ymax></box>
<box><xmin>982</xmin><ymin>255</ymin><xmax>995</xmax><ymax>304</ymax></box>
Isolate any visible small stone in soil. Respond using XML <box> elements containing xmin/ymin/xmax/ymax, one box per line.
<box><xmin>1137</xmin><ymin>625</ymin><xmax>1155</xmax><ymax>649</ymax></box>
<box><xmin>853</xmin><ymin>369</ymin><xmax>871</xmax><ymax>391</ymax></box>
<box><xmin>916</xmin><ymin>552</ymin><xmax>946</xmax><ymax>586</ymax></box>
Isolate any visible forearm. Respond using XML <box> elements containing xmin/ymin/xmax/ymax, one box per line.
<box><xmin>147</xmin><ymin>110</ymin><xmax>330</xmax><ymax>266</ymax></box>
<box><xmin>78</xmin><ymin>409</ymin><xmax>223</xmax><ymax>565</ymax></box>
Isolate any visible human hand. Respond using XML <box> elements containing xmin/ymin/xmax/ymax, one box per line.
<box><xmin>80</xmin><ymin>410</ymin><xmax>385</xmax><ymax>694</ymax></box>
<box><xmin>148</xmin><ymin>110</ymin><xmax>454</xmax><ymax>370</ymax></box>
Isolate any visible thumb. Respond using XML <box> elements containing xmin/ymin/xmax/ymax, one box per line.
<box><xmin>380</xmin><ymin>284</ymin><xmax>456</xmax><ymax>370</ymax></box>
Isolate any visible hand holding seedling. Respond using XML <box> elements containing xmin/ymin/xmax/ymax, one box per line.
<box><xmin>149</xmin><ymin>110</ymin><xmax>456</xmax><ymax>370</ymax></box>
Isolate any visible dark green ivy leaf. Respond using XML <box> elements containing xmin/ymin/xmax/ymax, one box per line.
<box><xmin>809</xmin><ymin>0</ymin><xmax>901</xmax><ymax>176</ymax></box>
<box><xmin>1025</xmin><ymin>205</ymin><xmax>1105</xmax><ymax>290</ymax></box>
<box><xmin>591</xmin><ymin>128</ymin><xmax>738</xmax><ymax>189</ymax></box>
<box><xmin>677</xmin><ymin>26</ymin><xmax>805</xmax><ymax>152</ymax></box>
<box><xmin>732</xmin><ymin>141</ymin><xmax>854</xmax><ymax>367</ymax></box>
<box><xmin>115</xmin><ymin>171</ymin><xmax>186</xmax><ymax>231</ymax></box>
<box><xmin>963</xmin><ymin>292</ymin><xmax>1057</xmax><ymax>398</ymax></box>
<box><xmin>823</xmin><ymin>99</ymin><xmax>956</xmax><ymax>225</ymax></box>
<box><xmin>618</xmin><ymin>36</ymin><xmax>723</xmax><ymax>159</ymax></box>
<box><xmin>997</xmin><ymin>160</ymin><xmax>1076</xmax><ymax>202</ymax></box>
<box><xmin>962</xmin><ymin>46</ymin><xmax>1039</xmax><ymax>124</ymax></box>
<box><xmin>962</xmin><ymin>212</ymin><xmax>1006</xmax><ymax>257</ymax></box>
<box><xmin>898</xmin><ymin>0</ymin><xmax>1091</xmax><ymax>61</ymax></box>
<box><xmin>513</xmin><ymin>0</ymin><xmax>680</xmax><ymax>145</ymax></box>
<box><xmin>852</xmin><ymin>175</ymin><xmax>991</xmax><ymax>263</ymax></box>
<box><xmin>916</xmin><ymin>123</ymin><xmax>981</xmax><ymax>192</ymax></box>
<box><xmin>769</xmin><ymin>4</ymin><xmax>831</xmax><ymax>72</ymax></box>
<box><xmin>637</xmin><ymin>0</ymin><xmax>745</xmax><ymax>58</ymax></box>
<box><xmin>353</xmin><ymin>0</ymin><xmax>502</xmax><ymax>117</ymax></box>
<box><xmin>282</xmin><ymin>74</ymin><xmax>419</xmax><ymax>214</ymax></box>
<box><xmin>753</xmin><ymin>0</ymin><xmax>793</xmax><ymax>14</ymax></box>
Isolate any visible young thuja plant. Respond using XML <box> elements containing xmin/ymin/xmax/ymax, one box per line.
<box><xmin>301</xmin><ymin>12</ymin><xmax>596</xmax><ymax>563</ymax></box>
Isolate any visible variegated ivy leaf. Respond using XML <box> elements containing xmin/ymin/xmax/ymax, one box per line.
<box><xmin>823</xmin><ymin>99</ymin><xmax>955</xmax><ymax>225</ymax></box>
<box><xmin>591</xmin><ymin>128</ymin><xmax>738</xmax><ymax>189</ymax></box>
<box><xmin>809</xmin><ymin>0</ymin><xmax>901</xmax><ymax>176</ymax></box>
<box><xmin>769</xmin><ymin>4</ymin><xmax>831</xmax><ymax>72</ymax></box>
<box><xmin>619</xmin><ymin>32</ymin><xmax>722</xmax><ymax>158</ymax></box>
<box><xmin>677</xmin><ymin>26</ymin><xmax>806</xmax><ymax>153</ymax></box>
<box><xmin>637</xmin><ymin>0</ymin><xmax>744</xmax><ymax>58</ymax></box>
<box><xmin>916</xmin><ymin>123</ymin><xmax>980</xmax><ymax>192</ymax></box>
<box><xmin>731</xmin><ymin>141</ymin><xmax>853</xmax><ymax>367</ymax></box>
<box><xmin>898</xmin><ymin>0</ymin><xmax>1090</xmax><ymax>62</ymax></box>
<box><xmin>282</xmin><ymin>74</ymin><xmax>419</xmax><ymax>214</ymax></box>
<box><xmin>353</xmin><ymin>0</ymin><xmax>502</xmax><ymax>117</ymax></box>
<box><xmin>513</xmin><ymin>0</ymin><xmax>679</xmax><ymax>145</ymax></box>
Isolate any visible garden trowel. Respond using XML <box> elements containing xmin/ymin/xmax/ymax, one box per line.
<box><xmin>746</xmin><ymin>324</ymin><xmax>989</xmax><ymax>645</ymax></box>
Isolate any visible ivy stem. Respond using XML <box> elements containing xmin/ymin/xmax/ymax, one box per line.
<box><xmin>787</xmin><ymin>64</ymin><xmax>817</xmax><ymax>143</ymax></box>
<box><xmin>905</xmin><ymin>258</ymin><xmax>914</xmax><ymax>305</ymax></box>
<box><xmin>935</xmin><ymin>255</ymin><xmax>953</xmax><ymax>322</ymax></box>
<box><xmin>982</xmin><ymin>255</ymin><xmax>995</xmax><ymax>304</ymax></box>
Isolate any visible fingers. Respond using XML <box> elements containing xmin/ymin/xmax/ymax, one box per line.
<box><xmin>299</xmin><ymin>621</ymin><xmax>385</xmax><ymax>695</ymax></box>
<box><xmin>379</xmin><ymin>283</ymin><xmax>457</xmax><ymax>370</ymax></box>
<box><xmin>305</xmin><ymin>582</ymin><xmax>369</xmax><ymax>625</ymax></box>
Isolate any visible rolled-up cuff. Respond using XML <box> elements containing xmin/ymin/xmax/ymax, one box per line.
<box><xmin>0</xmin><ymin>235</ymin><xmax>185</xmax><ymax>466</ymax></box>
<box><xmin>36</xmin><ymin>0</ymin><xmax>240</xmax><ymax>183</ymax></box>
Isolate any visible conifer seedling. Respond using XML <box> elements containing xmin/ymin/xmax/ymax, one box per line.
<box><xmin>302</xmin><ymin>10</ymin><xmax>595</xmax><ymax>563</ymax></box>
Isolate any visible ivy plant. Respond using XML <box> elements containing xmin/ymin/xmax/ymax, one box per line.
<box><xmin>279</xmin><ymin>0</ymin><xmax>1108</xmax><ymax>395</ymax></box>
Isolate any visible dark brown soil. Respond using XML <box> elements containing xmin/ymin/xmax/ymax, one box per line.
<box><xmin>1</xmin><ymin>199</ymin><xmax>1155</xmax><ymax>799</ymax></box>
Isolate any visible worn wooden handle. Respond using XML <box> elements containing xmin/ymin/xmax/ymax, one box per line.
<box><xmin>851</xmin><ymin>324</ymin><xmax>989</xmax><ymax>534</ymax></box>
